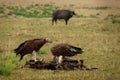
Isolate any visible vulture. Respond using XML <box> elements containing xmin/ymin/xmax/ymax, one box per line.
<box><xmin>51</xmin><ymin>43</ymin><xmax>83</xmax><ymax>64</ymax></box>
<box><xmin>14</xmin><ymin>38</ymin><xmax>52</xmax><ymax>61</ymax></box>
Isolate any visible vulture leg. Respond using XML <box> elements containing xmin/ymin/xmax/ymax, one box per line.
<box><xmin>58</xmin><ymin>55</ymin><xmax>63</xmax><ymax>64</ymax></box>
<box><xmin>32</xmin><ymin>51</ymin><xmax>37</xmax><ymax>62</ymax></box>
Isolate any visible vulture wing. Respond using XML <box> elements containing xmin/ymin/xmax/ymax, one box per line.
<box><xmin>14</xmin><ymin>42</ymin><xmax>25</xmax><ymax>53</ymax></box>
<box><xmin>14</xmin><ymin>39</ymin><xmax>35</xmax><ymax>55</ymax></box>
<box><xmin>67</xmin><ymin>45</ymin><xmax>82</xmax><ymax>56</ymax></box>
<box><xmin>51</xmin><ymin>43</ymin><xmax>83</xmax><ymax>57</ymax></box>
<box><xmin>67</xmin><ymin>45</ymin><xmax>82</xmax><ymax>54</ymax></box>
<box><xmin>14</xmin><ymin>38</ymin><xmax>47</xmax><ymax>61</ymax></box>
<box><xmin>14</xmin><ymin>39</ymin><xmax>46</xmax><ymax>55</ymax></box>
<box><xmin>14</xmin><ymin>40</ymin><xmax>28</xmax><ymax>55</ymax></box>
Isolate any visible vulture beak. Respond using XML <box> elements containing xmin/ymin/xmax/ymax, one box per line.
<box><xmin>47</xmin><ymin>39</ymin><xmax>52</xmax><ymax>43</ymax></box>
<box><xmin>49</xmin><ymin>40</ymin><xmax>52</xmax><ymax>43</ymax></box>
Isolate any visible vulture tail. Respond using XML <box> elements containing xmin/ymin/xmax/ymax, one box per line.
<box><xmin>14</xmin><ymin>42</ymin><xmax>25</xmax><ymax>54</ymax></box>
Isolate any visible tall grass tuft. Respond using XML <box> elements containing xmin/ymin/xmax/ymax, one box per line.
<box><xmin>105</xmin><ymin>14</ymin><xmax>120</xmax><ymax>23</ymax></box>
<box><xmin>0</xmin><ymin>7</ymin><xmax>4</xmax><ymax>13</ymax></box>
<box><xmin>89</xmin><ymin>14</ymin><xmax>98</xmax><ymax>18</ymax></box>
<box><xmin>83</xmin><ymin>6</ymin><xmax>111</xmax><ymax>10</ymax></box>
<box><xmin>5</xmin><ymin>4</ymin><xmax>59</xmax><ymax>18</ymax></box>
<box><xmin>37</xmin><ymin>48</ymin><xmax>47</xmax><ymax>55</ymax></box>
<box><xmin>75</xmin><ymin>14</ymin><xmax>86</xmax><ymax>18</ymax></box>
<box><xmin>0</xmin><ymin>52</ymin><xmax>18</xmax><ymax>76</ymax></box>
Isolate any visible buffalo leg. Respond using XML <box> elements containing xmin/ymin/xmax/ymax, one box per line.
<box><xmin>54</xmin><ymin>19</ymin><xmax>57</xmax><ymax>24</ymax></box>
<box><xmin>65</xmin><ymin>19</ymin><xmax>68</xmax><ymax>25</ymax></box>
<box><xmin>52</xmin><ymin>18</ymin><xmax>57</xmax><ymax>25</ymax></box>
<box><xmin>52</xmin><ymin>18</ymin><xmax>54</xmax><ymax>25</ymax></box>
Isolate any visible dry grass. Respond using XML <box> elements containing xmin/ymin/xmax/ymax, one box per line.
<box><xmin>0</xmin><ymin>0</ymin><xmax>120</xmax><ymax>80</ymax></box>
<box><xmin>1</xmin><ymin>0</ymin><xmax>120</xmax><ymax>7</ymax></box>
<box><xmin>0</xmin><ymin>17</ymin><xmax>120</xmax><ymax>80</ymax></box>
<box><xmin>0</xmin><ymin>0</ymin><xmax>120</xmax><ymax>18</ymax></box>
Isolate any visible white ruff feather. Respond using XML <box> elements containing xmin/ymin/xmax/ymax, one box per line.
<box><xmin>58</xmin><ymin>56</ymin><xmax>63</xmax><ymax>64</ymax></box>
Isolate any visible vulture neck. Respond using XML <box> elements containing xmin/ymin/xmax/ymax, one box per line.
<box><xmin>39</xmin><ymin>39</ymin><xmax>47</xmax><ymax>47</ymax></box>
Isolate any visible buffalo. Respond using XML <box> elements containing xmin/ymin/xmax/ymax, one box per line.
<box><xmin>52</xmin><ymin>10</ymin><xmax>76</xmax><ymax>25</ymax></box>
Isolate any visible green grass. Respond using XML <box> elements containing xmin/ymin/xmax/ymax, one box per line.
<box><xmin>83</xmin><ymin>6</ymin><xmax>111</xmax><ymax>10</ymax></box>
<box><xmin>0</xmin><ymin>2</ymin><xmax>120</xmax><ymax>80</ymax></box>
<box><xmin>7</xmin><ymin>6</ymin><xmax>41</xmax><ymax>18</ymax></box>
<box><xmin>105</xmin><ymin>14</ymin><xmax>120</xmax><ymax>23</ymax></box>
<box><xmin>0</xmin><ymin>53</ymin><xmax>18</xmax><ymax>76</ymax></box>
<box><xmin>0</xmin><ymin>4</ymin><xmax>59</xmax><ymax>18</ymax></box>
<box><xmin>107</xmin><ymin>14</ymin><xmax>120</xmax><ymax>18</ymax></box>
<box><xmin>75</xmin><ymin>14</ymin><xmax>87</xmax><ymax>18</ymax></box>
<box><xmin>38</xmin><ymin>48</ymin><xmax>47</xmax><ymax>55</ymax></box>
<box><xmin>94</xmin><ymin>6</ymin><xmax>111</xmax><ymax>10</ymax></box>
<box><xmin>0</xmin><ymin>4</ymin><xmax>103</xmax><ymax>18</ymax></box>
<box><xmin>0</xmin><ymin>17</ymin><xmax>119</xmax><ymax>80</ymax></box>
<box><xmin>0</xmin><ymin>7</ymin><xmax>4</xmax><ymax>13</ymax></box>
<box><xmin>89</xmin><ymin>14</ymin><xmax>98</xmax><ymax>18</ymax></box>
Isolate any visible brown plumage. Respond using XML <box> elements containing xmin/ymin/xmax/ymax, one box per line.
<box><xmin>14</xmin><ymin>38</ymin><xmax>52</xmax><ymax>61</ymax></box>
<box><xmin>51</xmin><ymin>43</ymin><xmax>83</xmax><ymax>63</ymax></box>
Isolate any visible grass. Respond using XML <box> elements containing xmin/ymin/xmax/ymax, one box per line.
<box><xmin>38</xmin><ymin>48</ymin><xmax>47</xmax><ymax>55</ymax></box>
<box><xmin>83</xmin><ymin>6</ymin><xmax>111</xmax><ymax>10</ymax></box>
<box><xmin>0</xmin><ymin>4</ymin><xmax>102</xmax><ymax>18</ymax></box>
<box><xmin>0</xmin><ymin>7</ymin><xmax>4</xmax><ymax>13</ymax></box>
<box><xmin>105</xmin><ymin>14</ymin><xmax>120</xmax><ymax>23</ymax></box>
<box><xmin>0</xmin><ymin>17</ymin><xmax>119</xmax><ymax>80</ymax></box>
<box><xmin>89</xmin><ymin>14</ymin><xmax>98</xmax><ymax>18</ymax></box>
<box><xmin>0</xmin><ymin>4</ymin><xmax>59</xmax><ymax>18</ymax></box>
<box><xmin>107</xmin><ymin>14</ymin><xmax>120</xmax><ymax>18</ymax></box>
<box><xmin>0</xmin><ymin>53</ymin><xmax>18</xmax><ymax>76</ymax></box>
<box><xmin>0</xmin><ymin>1</ymin><xmax>120</xmax><ymax>80</ymax></box>
<box><xmin>75</xmin><ymin>14</ymin><xmax>87</xmax><ymax>18</ymax></box>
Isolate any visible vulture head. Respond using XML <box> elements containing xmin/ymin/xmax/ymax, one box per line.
<box><xmin>14</xmin><ymin>38</ymin><xmax>52</xmax><ymax>61</ymax></box>
<box><xmin>51</xmin><ymin>43</ymin><xmax>83</xmax><ymax>64</ymax></box>
<box><xmin>44</xmin><ymin>38</ymin><xmax>52</xmax><ymax>43</ymax></box>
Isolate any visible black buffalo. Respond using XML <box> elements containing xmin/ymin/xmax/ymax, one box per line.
<box><xmin>52</xmin><ymin>10</ymin><xmax>76</xmax><ymax>25</ymax></box>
